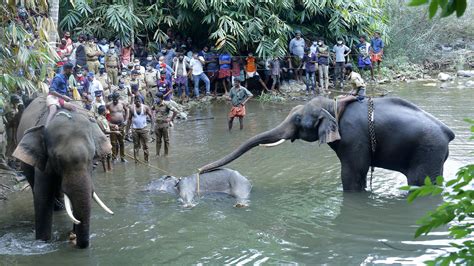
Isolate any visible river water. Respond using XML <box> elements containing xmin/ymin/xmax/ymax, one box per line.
<box><xmin>0</xmin><ymin>81</ymin><xmax>473</xmax><ymax>264</ymax></box>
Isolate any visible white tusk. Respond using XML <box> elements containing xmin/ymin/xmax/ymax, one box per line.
<box><xmin>93</xmin><ymin>192</ymin><xmax>114</xmax><ymax>215</ymax></box>
<box><xmin>259</xmin><ymin>139</ymin><xmax>286</xmax><ymax>147</ymax></box>
<box><xmin>64</xmin><ymin>194</ymin><xmax>81</xmax><ymax>225</ymax></box>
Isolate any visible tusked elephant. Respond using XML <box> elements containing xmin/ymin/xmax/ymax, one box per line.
<box><xmin>13</xmin><ymin>96</ymin><xmax>114</xmax><ymax>248</ymax></box>
<box><xmin>199</xmin><ymin>96</ymin><xmax>455</xmax><ymax>191</ymax></box>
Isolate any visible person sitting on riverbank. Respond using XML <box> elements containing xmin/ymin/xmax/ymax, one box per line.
<box><xmin>227</xmin><ymin>78</ymin><xmax>253</xmax><ymax>131</ymax></box>
<box><xmin>45</xmin><ymin>62</ymin><xmax>76</xmax><ymax>127</ymax></box>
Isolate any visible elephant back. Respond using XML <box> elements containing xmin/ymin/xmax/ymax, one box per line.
<box><xmin>16</xmin><ymin>96</ymin><xmax>49</xmax><ymax>142</ymax></box>
<box><xmin>15</xmin><ymin>96</ymin><xmax>96</xmax><ymax>142</ymax></box>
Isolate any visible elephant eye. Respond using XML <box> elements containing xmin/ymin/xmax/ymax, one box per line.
<box><xmin>294</xmin><ymin>115</ymin><xmax>302</xmax><ymax>125</ymax></box>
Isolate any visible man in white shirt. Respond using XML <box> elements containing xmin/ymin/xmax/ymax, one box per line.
<box><xmin>87</xmin><ymin>72</ymin><xmax>103</xmax><ymax>97</ymax></box>
<box><xmin>189</xmin><ymin>52</ymin><xmax>210</xmax><ymax>98</ymax></box>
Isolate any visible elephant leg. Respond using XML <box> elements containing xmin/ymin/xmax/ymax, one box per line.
<box><xmin>33</xmin><ymin>170</ymin><xmax>56</xmax><ymax>241</ymax></box>
<box><xmin>21</xmin><ymin>162</ymin><xmax>35</xmax><ymax>190</ymax></box>
<box><xmin>340</xmin><ymin>157</ymin><xmax>370</xmax><ymax>191</ymax></box>
<box><xmin>406</xmin><ymin>149</ymin><xmax>446</xmax><ymax>186</ymax></box>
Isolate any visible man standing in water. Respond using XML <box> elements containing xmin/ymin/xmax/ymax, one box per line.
<box><xmin>153</xmin><ymin>92</ymin><xmax>178</xmax><ymax>157</ymax></box>
<box><xmin>128</xmin><ymin>97</ymin><xmax>153</xmax><ymax>163</ymax></box>
<box><xmin>226</xmin><ymin>78</ymin><xmax>253</xmax><ymax>131</ymax></box>
<box><xmin>107</xmin><ymin>92</ymin><xmax>129</xmax><ymax>162</ymax></box>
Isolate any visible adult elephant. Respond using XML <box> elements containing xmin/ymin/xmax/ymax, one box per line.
<box><xmin>13</xmin><ymin>96</ymin><xmax>114</xmax><ymax>248</ymax></box>
<box><xmin>199</xmin><ymin>97</ymin><xmax>455</xmax><ymax>191</ymax></box>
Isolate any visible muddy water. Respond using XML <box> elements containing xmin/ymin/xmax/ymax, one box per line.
<box><xmin>0</xmin><ymin>82</ymin><xmax>473</xmax><ymax>264</ymax></box>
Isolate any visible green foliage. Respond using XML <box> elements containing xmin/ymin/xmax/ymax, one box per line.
<box><xmin>0</xmin><ymin>3</ymin><xmax>58</xmax><ymax>97</ymax></box>
<box><xmin>385</xmin><ymin>0</ymin><xmax>474</xmax><ymax>62</ymax></box>
<box><xmin>400</xmin><ymin>119</ymin><xmax>474</xmax><ymax>264</ymax></box>
<box><xmin>60</xmin><ymin>0</ymin><xmax>388</xmax><ymax>57</ymax></box>
<box><xmin>409</xmin><ymin>0</ymin><xmax>468</xmax><ymax>18</ymax></box>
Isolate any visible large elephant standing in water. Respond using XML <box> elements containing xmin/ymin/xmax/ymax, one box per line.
<box><xmin>199</xmin><ymin>97</ymin><xmax>455</xmax><ymax>191</ymax></box>
<box><xmin>13</xmin><ymin>97</ymin><xmax>114</xmax><ymax>248</ymax></box>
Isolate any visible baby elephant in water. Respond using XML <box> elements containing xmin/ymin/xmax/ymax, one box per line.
<box><xmin>147</xmin><ymin>168</ymin><xmax>252</xmax><ymax>207</ymax></box>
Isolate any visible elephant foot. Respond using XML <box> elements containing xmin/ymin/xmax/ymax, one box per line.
<box><xmin>69</xmin><ymin>231</ymin><xmax>77</xmax><ymax>246</ymax></box>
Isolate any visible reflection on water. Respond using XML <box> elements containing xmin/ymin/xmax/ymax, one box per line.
<box><xmin>0</xmin><ymin>82</ymin><xmax>473</xmax><ymax>264</ymax></box>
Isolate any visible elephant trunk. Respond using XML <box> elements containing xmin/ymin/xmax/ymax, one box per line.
<box><xmin>199</xmin><ymin>124</ymin><xmax>292</xmax><ymax>173</ymax></box>
<box><xmin>62</xmin><ymin>174</ymin><xmax>92</xmax><ymax>249</ymax></box>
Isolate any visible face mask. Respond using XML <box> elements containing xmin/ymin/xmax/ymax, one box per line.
<box><xmin>313</xmin><ymin>42</ymin><xmax>317</xmax><ymax>46</ymax></box>
<box><xmin>318</xmin><ymin>42</ymin><xmax>323</xmax><ymax>46</ymax></box>
<box><xmin>147</xmin><ymin>57</ymin><xmax>152</xmax><ymax>61</ymax></box>
<box><xmin>337</xmin><ymin>41</ymin><xmax>343</xmax><ymax>45</ymax></box>
<box><xmin>121</xmin><ymin>72</ymin><xmax>127</xmax><ymax>76</ymax></box>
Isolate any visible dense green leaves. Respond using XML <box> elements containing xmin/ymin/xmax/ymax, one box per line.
<box><xmin>60</xmin><ymin>0</ymin><xmax>388</xmax><ymax>57</ymax></box>
<box><xmin>0</xmin><ymin>4</ymin><xmax>58</xmax><ymax>96</ymax></box>
<box><xmin>409</xmin><ymin>0</ymin><xmax>468</xmax><ymax>18</ymax></box>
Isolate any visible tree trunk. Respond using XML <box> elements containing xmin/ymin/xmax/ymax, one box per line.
<box><xmin>48</xmin><ymin>0</ymin><xmax>60</xmax><ymax>45</ymax></box>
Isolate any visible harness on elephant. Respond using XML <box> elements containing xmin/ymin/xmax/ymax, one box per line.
<box><xmin>368</xmin><ymin>97</ymin><xmax>377</xmax><ymax>190</ymax></box>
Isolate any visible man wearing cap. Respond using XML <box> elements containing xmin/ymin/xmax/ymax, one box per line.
<box><xmin>157</xmin><ymin>68</ymin><xmax>173</xmax><ymax>101</ymax></box>
<box><xmin>46</xmin><ymin>62</ymin><xmax>76</xmax><ymax>127</ymax></box>
<box><xmin>153</xmin><ymin>92</ymin><xmax>178</xmax><ymax>157</ymax></box>
<box><xmin>116</xmin><ymin>78</ymin><xmax>131</xmax><ymax>104</ymax></box>
<box><xmin>107</xmin><ymin>92</ymin><xmax>129</xmax><ymax>162</ymax></box>
<box><xmin>105</xmin><ymin>42</ymin><xmax>120</xmax><ymax>86</ymax></box>
<box><xmin>226</xmin><ymin>78</ymin><xmax>253</xmax><ymax>131</ymax></box>
<box><xmin>289</xmin><ymin>30</ymin><xmax>306</xmax><ymax>83</ymax></box>
<box><xmin>87</xmin><ymin>71</ymin><xmax>103</xmax><ymax>97</ymax></box>
<box><xmin>92</xmin><ymin>90</ymin><xmax>106</xmax><ymax>115</ymax></box>
<box><xmin>128</xmin><ymin>96</ymin><xmax>153</xmax><ymax>163</ymax></box>
<box><xmin>85</xmin><ymin>35</ymin><xmax>103</xmax><ymax>74</ymax></box>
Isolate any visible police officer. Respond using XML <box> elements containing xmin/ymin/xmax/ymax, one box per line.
<box><xmin>105</xmin><ymin>42</ymin><xmax>120</xmax><ymax>86</ymax></box>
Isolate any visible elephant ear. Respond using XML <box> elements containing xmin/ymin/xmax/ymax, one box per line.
<box><xmin>12</xmin><ymin>125</ymin><xmax>47</xmax><ymax>171</ymax></box>
<box><xmin>318</xmin><ymin>109</ymin><xmax>341</xmax><ymax>144</ymax></box>
<box><xmin>90</xmin><ymin>122</ymin><xmax>112</xmax><ymax>158</ymax></box>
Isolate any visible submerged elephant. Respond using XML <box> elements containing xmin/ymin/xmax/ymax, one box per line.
<box><xmin>13</xmin><ymin>97</ymin><xmax>114</xmax><ymax>248</ymax></box>
<box><xmin>199</xmin><ymin>97</ymin><xmax>455</xmax><ymax>191</ymax></box>
<box><xmin>146</xmin><ymin>168</ymin><xmax>252</xmax><ymax>207</ymax></box>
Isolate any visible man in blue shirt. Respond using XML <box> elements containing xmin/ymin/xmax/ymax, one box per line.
<box><xmin>218</xmin><ymin>51</ymin><xmax>232</xmax><ymax>95</ymax></box>
<box><xmin>370</xmin><ymin>31</ymin><xmax>384</xmax><ymax>80</ymax></box>
<box><xmin>355</xmin><ymin>35</ymin><xmax>374</xmax><ymax>80</ymax></box>
<box><xmin>46</xmin><ymin>63</ymin><xmax>76</xmax><ymax>126</ymax></box>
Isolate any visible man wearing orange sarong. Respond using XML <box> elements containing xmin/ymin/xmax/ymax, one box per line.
<box><xmin>226</xmin><ymin>78</ymin><xmax>253</xmax><ymax>131</ymax></box>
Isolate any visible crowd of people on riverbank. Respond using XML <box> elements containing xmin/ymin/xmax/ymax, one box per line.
<box><xmin>52</xmin><ymin>29</ymin><xmax>384</xmax><ymax>100</ymax></box>
<box><xmin>0</xmin><ymin>27</ymin><xmax>383</xmax><ymax>172</ymax></box>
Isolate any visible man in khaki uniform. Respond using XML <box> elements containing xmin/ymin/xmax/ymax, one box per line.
<box><xmin>144</xmin><ymin>64</ymin><xmax>158</xmax><ymax>105</ymax></box>
<box><xmin>105</xmin><ymin>42</ymin><xmax>120</xmax><ymax>85</ymax></box>
<box><xmin>129</xmin><ymin>70</ymin><xmax>146</xmax><ymax>103</ymax></box>
<box><xmin>97</xmin><ymin>65</ymin><xmax>111</xmax><ymax>97</ymax></box>
<box><xmin>86</xmin><ymin>36</ymin><xmax>103</xmax><ymax>74</ymax></box>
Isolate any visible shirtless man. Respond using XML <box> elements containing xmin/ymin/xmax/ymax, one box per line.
<box><xmin>106</xmin><ymin>92</ymin><xmax>129</xmax><ymax>162</ymax></box>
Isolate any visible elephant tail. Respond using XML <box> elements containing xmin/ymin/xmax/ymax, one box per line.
<box><xmin>443</xmin><ymin>125</ymin><xmax>455</xmax><ymax>142</ymax></box>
